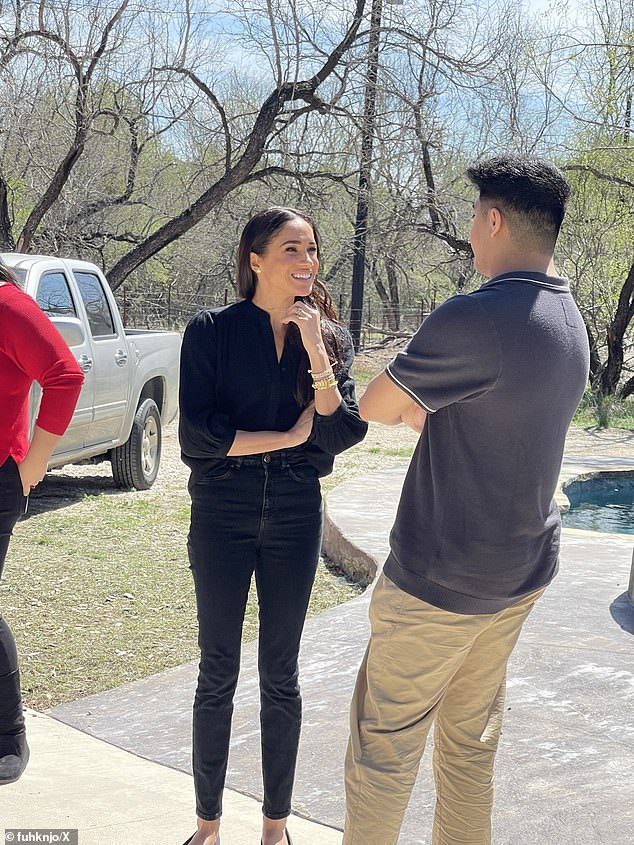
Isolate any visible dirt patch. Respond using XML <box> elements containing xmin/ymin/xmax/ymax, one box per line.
<box><xmin>355</xmin><ymin>342</ymin><xmax>408</xmax><ymax>376</ymax></box>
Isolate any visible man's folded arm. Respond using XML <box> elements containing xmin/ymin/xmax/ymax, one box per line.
<box><xmin>358</xmin><ymin>371</ymin><xmax>427</xmax><ymax>432</ymax></box>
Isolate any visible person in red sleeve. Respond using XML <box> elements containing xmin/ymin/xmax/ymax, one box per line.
<box><xmin>0</xmin><ymin>256</ymin><xmax>84</xmax><ymax>785</ymax></box>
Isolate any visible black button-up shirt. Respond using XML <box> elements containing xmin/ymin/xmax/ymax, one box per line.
<box><xmin>179</xmin><ymin>299</ymin><xmax>367</xmax><ymax>480</ymax></box>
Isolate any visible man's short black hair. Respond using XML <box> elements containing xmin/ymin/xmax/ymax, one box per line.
<box><xmin>466</xmin><ymin>154</ymin><xmax>571</xmax><ymax>249</ymax></box>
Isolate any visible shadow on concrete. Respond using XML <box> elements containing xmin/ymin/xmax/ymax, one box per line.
<box><xmin>578</xmin><ymin>426</ymin><xmax>634</xmax><ymax>446</ymax></box>
<box><xmin>609</xmin><ymin>592</ymin><xmax>634</xmax><ymax>634</ymax></box>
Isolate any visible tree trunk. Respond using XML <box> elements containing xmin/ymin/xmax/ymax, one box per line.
<box><xmin>598</xmin><ymin>256</ymin><xmax>634</xmax><ymax>396</ymax></box>
<box><xmin>370</xmin><ymin>261</ymin><xmax>399</xmax><ymax>332</ymax></box>
<box><xmin>16</xmin><ymin>138</ymin><xmax>85</xmax><ymax>252</ymax></box>
<box><xmin>384</xmin><ymin>255</ymin><xmax>401</xmax><ymax>330</ymax></box>
<box><xmin>0</xmin><ymin>178</ymin><xmax>15</xmax><ymax>251</ymax></box>
<box><xmin>583</xmin><ymin>318</ymin><xmax>602</xmax><ymax>384</ymax></box>
<box><xmin>619</xmin><ymin>374</ymin><xmax>634</xmax><ymax>399</ymax></box>
<box><xmin>421</xmin><ymin>140</ymin><xmax>443</xmax><ymax>233</ymax></box>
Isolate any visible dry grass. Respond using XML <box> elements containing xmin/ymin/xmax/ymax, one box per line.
<box><xmin>3</xmin><ymin>480</ymin><xmax>361</xmax><ymax>709</ymax></box>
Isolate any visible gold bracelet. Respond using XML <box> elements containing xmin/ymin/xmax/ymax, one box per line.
<box><xmin>312</xmin><ymin>375</ymin><xmax>337</xmax><ymax>391</ymax></box>
<box><xmin>308</xmin><ymin>365</ymin><xmax>334</xmax><ymax>381</ymax></box>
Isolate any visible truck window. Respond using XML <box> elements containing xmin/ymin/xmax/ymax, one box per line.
<box><xmin>36</xmin><ymin>272</ymin><xmax>77</xmax><ymax>317</ymax></box>
<box><xmin>73</xmin><ymin>271</ymin><xmax>116</xmax><ymax>337</ymax></box>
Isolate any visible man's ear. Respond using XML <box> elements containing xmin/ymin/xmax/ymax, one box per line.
<box><xmin>488</xmin><ymin>206</ymin><xmax>503</xmax><ymax>237</ymax></box>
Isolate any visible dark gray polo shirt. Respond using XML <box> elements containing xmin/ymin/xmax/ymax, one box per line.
<box><xmin>384</xmin><ymin>272</ymin><xmax>590</xmax><ymax>614</ymax></box>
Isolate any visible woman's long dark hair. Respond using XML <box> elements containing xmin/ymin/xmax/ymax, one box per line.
<box><xmin>0</xmin><ymin>257</ymin><xmax>19</xmax><ymax>286</ymax></box>
<box><xmin>237</xmin><ymin>207</ymin><xmax>344</xmax><ymax>407</ymax></box>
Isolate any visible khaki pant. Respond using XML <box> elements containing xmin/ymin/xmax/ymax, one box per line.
<box><xmin>343</xmin><ymin>573</ymin><xmax>544</xmax><ymax>845</ymax></box>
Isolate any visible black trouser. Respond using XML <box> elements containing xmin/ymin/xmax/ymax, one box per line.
<box><xmin>187</xmin><ymin>452</ymin><xmax>323</xmax><ymax>821</ymax></box>
<box><xmin>0</xmin><ymin>456</ymin><xmax>27</xmax><ymax>741</ymax></box>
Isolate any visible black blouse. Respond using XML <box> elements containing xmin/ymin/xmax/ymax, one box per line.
<box><xmin>179</xmin><ymin>298</ymin><xmax>368</xmax><ymax>480</ymax></box>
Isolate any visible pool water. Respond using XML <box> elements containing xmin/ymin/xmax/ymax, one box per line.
<box><xmin>562</xmin><ymin>476</ymin><xmax>634</xmax><ymax>535</ymax></box>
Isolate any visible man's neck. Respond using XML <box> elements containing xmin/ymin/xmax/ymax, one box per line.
<box><xmin>487</xmin><ymin>254</ymin><xmax>557</xmax><ymax>279</ymax></box>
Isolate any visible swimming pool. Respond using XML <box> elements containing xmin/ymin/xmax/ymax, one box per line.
<box><xmin>562</xmin><ymin>474</ymin><xmax>634</xmax><ymax>535</ymax></box>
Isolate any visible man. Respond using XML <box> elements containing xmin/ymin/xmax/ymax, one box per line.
<box><xmin>343</xmin><ymin>155</ymin><xmax>590</xmax><ymax>845</ymax></box>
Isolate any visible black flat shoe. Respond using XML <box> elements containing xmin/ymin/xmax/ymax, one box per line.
<box><xmin>182</xmin><ymin>836</ymin><xmax>220</xmax><ymax>845</ymax></box>
<box><xmin>0</xmin><ymin>732</ymin><xmax>30</xmax><ymax>786</ymax></box>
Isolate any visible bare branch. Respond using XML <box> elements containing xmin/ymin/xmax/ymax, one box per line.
<box><xmin>64</xmin><ymin>117</ymin><xmax>141</xmax><ymax>227</ymax></box>
<box><xmin>562</xmin><ymin>164</ymin><xmax>634</xmax><ymax>191</ymax></box>
<box><xmin>157</xmin><ymin>66</ymin><xmax>232</xmax><ymax>174</ymax></box>
<box><xmin>244</xmin><ymin>165</ymin><xmax>355</xmax><ymax>188</ymax></box>
<box><xmin>85</xmin><ymin>1</ymin><xmax>130</xmax><ymax>84</ymax></box>
<box><xmin>265</xmin><ymin>0</ymin><xmax>283</xmax><ymax>85</ymax></box>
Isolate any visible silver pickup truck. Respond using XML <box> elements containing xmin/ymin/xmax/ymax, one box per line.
<box><xmin>2</xmin><ymin>253</ymin><xmax>181</xmax><ymax>490</ymax></box>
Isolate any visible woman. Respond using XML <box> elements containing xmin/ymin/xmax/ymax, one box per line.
<box><xmin>0</xmin><ymin>257</ymin><xmax>84</xmax><ymax>785</ymax></box>
<box><xmin>179</xmin><ymin>208</ymin><xmax>368</xmax><ymax>845</ymax></box>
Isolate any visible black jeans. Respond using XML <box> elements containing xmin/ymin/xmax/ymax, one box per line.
<box><xmin>187</xmin><ymin>451</ymin><xmax>323</xmax><ymax>821</ymax></box>
<box><xmin>0</xmin><ymin>456</ymin><xmax>27</xmax><ymax>740</ymax></box>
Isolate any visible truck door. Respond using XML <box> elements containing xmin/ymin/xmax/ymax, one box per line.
<box><xmin>35</xmin><ymin>270</ymin><xmax>94</xmax><ymax>454</ymax></box>
<box><xmin>73</xmin><ymin>270</ymin><xmax>128</xmax><ymax>446</ymax></box>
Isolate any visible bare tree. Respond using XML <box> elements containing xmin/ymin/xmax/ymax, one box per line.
<box><xmin>1</xmin><ymin>1</ymin><xmax>373</xmax><ymax>285</ymax></box>
<box><xmin>545</xmin><ymin>0</ymin><xmax>634</xmax><ymax>402</ymax></box>
<box><xmin>0</xmin><ymin>1</ymin><xmax>140</xmax><ymax>251</ymax></box>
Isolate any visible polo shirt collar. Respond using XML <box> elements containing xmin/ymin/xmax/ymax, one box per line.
<box><xmin>482</xmin><ymin>271</ymin><xmax>570</xmax><ymax>292</ymax></box>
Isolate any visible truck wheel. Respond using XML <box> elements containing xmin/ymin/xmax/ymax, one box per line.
<box><xmin>110</xmin><ymin>398</ymin><xmax>162</xmax><ymax>490</ymax></box>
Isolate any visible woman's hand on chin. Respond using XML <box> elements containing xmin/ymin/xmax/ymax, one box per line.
<box><xmin>281</xmin><ymin>299</ymin><xmax>322</xmax><ymax>350</ymax></box>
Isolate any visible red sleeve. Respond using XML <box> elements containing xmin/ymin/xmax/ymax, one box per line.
<box><xmin>0</xmin><ymin>287</ymin><xmax>84</xmax><ymax>435</ymax></box>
